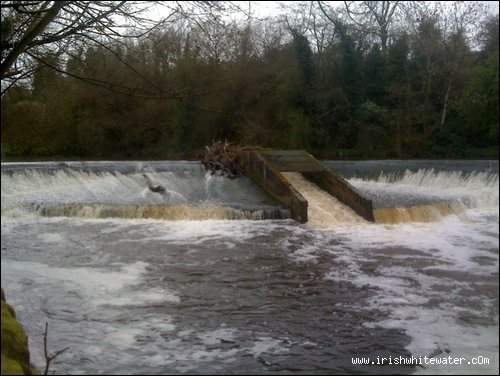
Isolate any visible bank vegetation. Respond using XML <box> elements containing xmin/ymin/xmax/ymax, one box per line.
<box><xmin>1</xmin><ymin>1</ymin><xmax>498</xmax><ymax>159</ymax></box>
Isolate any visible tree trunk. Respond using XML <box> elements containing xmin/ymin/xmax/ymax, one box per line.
<box><xmin>440</xmin><ymin>78</ymin><xmax>452</xmax><ymax>127</ymax></box>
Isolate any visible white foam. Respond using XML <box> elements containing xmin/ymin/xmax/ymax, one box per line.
<box><xmin>95</xmin><ymin>287</ymin><xmax>180</xmax><ymax>307</ymax></box>
<box><xmin>352</xmin><ymin>169</ymin><xmax>499</xmax><ymax>209</ymax></box>
<box><xmin>116</xmin><ymin>219</ymin><xmax>292</xmax><ymax>245</ymax></box>
<box><xmin>106</xmin><ymin>328</ymin><xmax>144</xmax><ymax>348</ymax></box>
<box><xmin>198</xmin><ymin>328</ymin><xmax>237</xmax><ymax>346</ymax></box>
<box><xmin>1</xmin><ymin>260</ymin><xmax>147</xmax><ymax>293</ymax></box>
<box><xmin>250</xmin><ymin>337</ymin><xmax>289</xmax><ymax>358</ymax></box>
<box><xmin>38</xmin><ymin>232</ymin><xmax>65</xmax><ymax>243</ymax></box>
<box><xmin>326</xmin><ymin>214</ymin><xmax>499</xmax><ymax>271</ymax></box>
<box><xmin>1</xmin><ymin>259</ymin><xmax>180</xmax><ymax>309</ymax></box>
<box><xmin>316</xmin><ymin>209</ymin><xmax>499</xmax><ymax>374</ymax></box>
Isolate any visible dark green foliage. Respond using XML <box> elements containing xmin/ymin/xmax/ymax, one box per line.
<box><xmin>461</xmin><ymin>50</ymin><xmax>499</xmax><ymax>146</ymax></box>
<box><xmin>364</xmin><ymin>44</ymin><xmax>387</xmax><ymax>104</ymax></box>
<box><xmin>480</xmin><ymin>15</ymin><xmax>499</xmax><ymax>55</ymax></box>
<box><xmin>1</xmin><ymin>7</ymin><xmax>498</xmax><ymax>160</ymax></box>
<box><xmin>291</xmin><ymin>29</ymin><xmax>315</xmax><ymax>89</ymax></box>
<box><xmin>337</xmin><ymin>30</ymin><xmax>363</xmax><ymax>106</ymax></box>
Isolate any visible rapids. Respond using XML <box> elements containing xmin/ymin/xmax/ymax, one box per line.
<box><xmin>1</xmin><ymin>160</ymin><xmax>498</xmax><ymax>374</ymax></box>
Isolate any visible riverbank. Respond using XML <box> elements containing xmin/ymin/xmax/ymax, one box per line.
<box><xmin>1</xmin><ymin>288</ymin><xmax>38</xmax><ymax>375</ymax></box>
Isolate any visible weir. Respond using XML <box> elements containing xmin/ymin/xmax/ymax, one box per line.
<box><xmin>242</xmin><ymin>150</ymin><xmax>375</xmax><ymax>223</ymax></box>
<box><xmin>2</xmin><ymin>159</ymin><xmax>485</xmax><ymax>223</ymax></box>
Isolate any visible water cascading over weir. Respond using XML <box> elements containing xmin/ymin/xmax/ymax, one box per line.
<box><xmin>241</xmin><ymin>150</ymin><xmax>375</xmax><ymax>223</ymax></box>
<box><xmin>2</xmin><ymin>155</ymin><xmax>468</xmax><ymax>224</ymax></box>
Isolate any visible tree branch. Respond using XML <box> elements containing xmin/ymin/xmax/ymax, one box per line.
<box><xmin>43</xmin><ymin>322</ymin><xmax>70</xmax><ymax>376</ymax></box>
<box><xmin>1</xmin><ymin>1</ymin><xmax>66</xmax><ymax>79</ymax></box>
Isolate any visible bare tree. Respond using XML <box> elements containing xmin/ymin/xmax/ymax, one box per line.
<box><xmin>436</xmin><ymin>1</ymin><xmax>487</xmax><ymax>127</ymax></box>
<box><xmin>280</xmin><ymin>2</ymin><xmax>337</xmax><ymax>72</ymax></box>
<box><xmin>402</xmin><ymin>1</ymin><xmax>489</xmax><ymax>127</ymax></box>
<box><xmin>341</xmin><ymin>1</ymin><xmax>404</xmax><ymax>57</ymax></box>
<box><xmin>0</xmin><ymin>1</ymin><xmax>229</xmax><ymax>90</ymax></box>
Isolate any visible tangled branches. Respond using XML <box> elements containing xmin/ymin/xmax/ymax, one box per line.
<box><xmin>200</xmin><ymin>140</ymin><xmax>243</xmax><ymax>179</ymax></box>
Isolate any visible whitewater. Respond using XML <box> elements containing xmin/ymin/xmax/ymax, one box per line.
<box><xmin>1</xmin><ymin>160</ymin><xmax>498</xmax><ymax>374</ymax></box>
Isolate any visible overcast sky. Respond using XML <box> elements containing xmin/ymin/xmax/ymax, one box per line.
<box><xmin>247</xmin><ymin>0</ymin><xmax>499</xmax><ymax>18</ymax></box>
<box><xmin>146</xmin><ymin>1</ymin><xmax>499</xmax><ymax>25</ymax></box>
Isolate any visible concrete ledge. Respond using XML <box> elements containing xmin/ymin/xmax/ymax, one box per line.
<box><xmin>242</xmin><ymin>151</ymin><xmax>308</xmax><ymax>223</ymax></box>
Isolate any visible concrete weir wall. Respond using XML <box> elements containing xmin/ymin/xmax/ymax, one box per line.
<box><xmin>241</xmin><ymin>149</ymin><xmax>375</xmax><ymax>223</ymax></box>
<box><xmin>242</xmin><ymin>150</ymin><xmax>308</xmax><ymax>223</ymax></box>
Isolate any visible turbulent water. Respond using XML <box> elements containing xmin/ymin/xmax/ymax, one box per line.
<box><xmin>1</xmin><ymin>160</ymin><xmax>498</xmax><ymax>375</ymax></box>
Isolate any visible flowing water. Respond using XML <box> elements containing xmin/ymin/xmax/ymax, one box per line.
<box><xmin>1</xmin><ymin>160</ymin><xmax>498</xmax><ymax>374</ymax></box>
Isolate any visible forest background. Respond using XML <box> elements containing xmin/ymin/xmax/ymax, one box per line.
<box><xmin>1</xmin><ymin>1</ymin><xmax>498</xmax><ymax>160</ymax></box>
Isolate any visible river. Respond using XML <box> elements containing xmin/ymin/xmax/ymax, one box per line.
<box><xmin>1</xmin><ymin>160</ymin><xmax>498</xmax><ymax>374</ymax></box>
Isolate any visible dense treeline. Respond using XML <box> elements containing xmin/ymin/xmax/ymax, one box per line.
<box><xmin>1</xmin><ymin>1</ymin><xmax>498</xmax><ymax>159</ymax></box>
